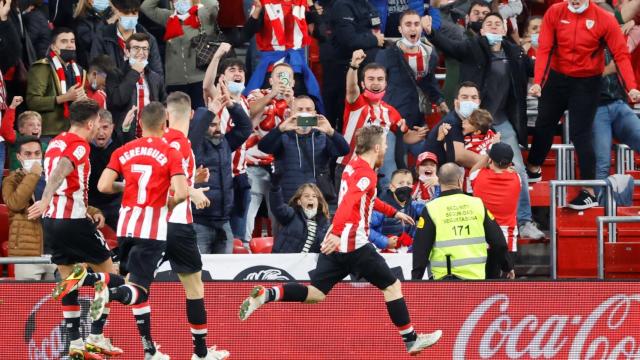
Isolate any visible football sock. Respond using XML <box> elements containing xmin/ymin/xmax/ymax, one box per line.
<box><xmin>386</xmin><ymin>298</ymin><xmax>417</xmax><ymax>343</ymax></box>
<box><xmin>187</xmin><ymin>298</ymin><xmax>208</xmax><ymax>358</ymax></box>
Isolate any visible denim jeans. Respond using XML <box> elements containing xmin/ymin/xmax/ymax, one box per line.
<box><xmin>492</xmin><ymin>121</ymin><xmax>533</xmax><ymax>223</ymax></box>
<box><xmin>193</xmin><ymin>221</ymin><xmax>234</xmax><ymax>254</ymax></box>
<box><xmin>230</xmin><ymin>177</ymin><xmax>251</xmax><ymax>241</ymax></box>
<box><xmin>379</xmin><ymin>130</ymin><xmax>398</xmax><ymax>189</ymax></box>
<box><xmin>593</xmin><ymin>100</ymin><xmax>640</xmax><ymax>181</ymax></box>
<box><xmin>244</xmin><ymin>166</ymin><xmax>275</xmax><ymax>242</ymax></box>
<box><xmin>0</xmin><ymin>142</ymin><xmax>5</xmax><ymax>185</ymax></box>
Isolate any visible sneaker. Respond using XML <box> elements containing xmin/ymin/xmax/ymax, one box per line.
<box><xmin>526</xmin><ymin>167</ymin><xmax>542</xmax><ymax>183</ymax></box>
<box><xmin>145</xmin><ymin>347</ymin><xmax>170</xmax><ymax>360</ymax></box>
<box><xmin>53</xmin><ymin>264</ymin><xmax>87</xmax><ymax>300</ymax></box>
<box><xmin>568</xmin><ymin>190</ymin><xmax>598</xmax><ymax>210</ymax></box>
<box><xmin>69</xmin><ymin>339</ymin><xmax>103</xmax><ymax>360</ymax></box>
<box><xmin>519</xmin><ymin>221</ymin><xmax>545</xmax><ymax>240</ymax></box>
<box><xmin>90</xmin><ymin>281</ymin><xmax>109</xmax><ymax>321</ymax></box>
<box><xmin>86</xmin><ymin>334</ymin><xmax>123</xmax><ymax>357</ymax></box>
<box><xmin>238</xmin><ymin>285</ymin><xmax>266</xmax><ymax>321</ymax></box>
<box><xmin>406</xmin><ymin>330</ymin><xmax>443</xmax><ymax>356</ymax></box>
<box><xmin>191</xmin><ymin>346</ymin><xmax>230</xmax><ymax>360</ymax></box>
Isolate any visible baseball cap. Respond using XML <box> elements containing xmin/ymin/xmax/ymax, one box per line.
<box><xmin>489</xmin><ymin>142</ymin><xmax>514</xmax><ymax>167</ymax></box>
<box><xmin>417</xmin><ymin>151</ymin><xmax>438</xmax><ymax>165</ymax></box>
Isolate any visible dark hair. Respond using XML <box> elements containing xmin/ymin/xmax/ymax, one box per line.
<box><xmin>89</xmin><ymin>55</ymin><xmax>116</xmax><ymax>74</ymax></box>
<box><xmin>51</xmin><ymin>27</ymin><xmax>74</xmax><ymax>44</ymax></box>
<box><xmin>482</xmin><ymin>12</ymin><xmax>504</xmax><ymax>24</ymax></box>
<box><xmin>468</xmin><ymin>109</ymin><xmax>493</xmax><ymax>134</ymax></box>
<box><xmin>355</xmin><ymin>125</ymin><xmax>385</xmax><ymax>155</ymax></box>
<box><xmin>391</xmin><ymin>169</ymin><xmax>413</xmax><ymax>182</ymax></box>
<box><xmin>16</xmin><ymin>136</ymin><xmax>41</xmax><ymax>154</ymax></box>
<box><xmin>399</xmin><ymin>9</ymin><xmax>420</xmax><ymax>23</ymax></box>
<box><xmin>288</xmin><ymin>183</ymin><xmax>330</xmax><ymax>219</ymax></box>
<box><xmin>69</xmin><ymin>100</ymin><xmax>100</xmax><ymax>126</ymax></box>
<box><xmin>140</xmin><ymin>102</ymin><xmax>167</xmax><ymax>131</ymax></box>
<box><xmin>219</xmin><ymin>58</ymin><xmax>246</xmax><ymax>74</ymax></box>
<box><xmin>361</xmin><ymin>62</ymin><xmax>387</xmax><ymax>79</ymax></box>
<box><xmin>111</xmin><ymin>0</ymin><xmax>140</xmax><ymax>13</ymax></box>
<box><xmin>126</xmin><ymin>32</ymin><xmax>150</xmax><ymax>49</ymax></box>
<box><xmin>457</xmin><ymin>81</ymin><xmax>481</xmax><ymax>98</ymax></box>
<box><xmin>468</xmin><ymin>0</ymin><xmax>491</xmax><ymax>15</ymax></box>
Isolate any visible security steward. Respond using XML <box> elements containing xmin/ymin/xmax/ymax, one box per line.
<box><xmin>412</xmin><ymin>163</ymin><xmax>513</xmax><ymax>280</ymax></box>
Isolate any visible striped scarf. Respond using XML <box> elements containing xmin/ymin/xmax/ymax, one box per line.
<box><xmin>50</xmin><ymin>51</ymin><xmax>81</xmax><ymax>118</ymax></box>
<box><xmin>302</xmin><ymin>219</ymin><xmax>317</xmax><ymax>253</ymax></box>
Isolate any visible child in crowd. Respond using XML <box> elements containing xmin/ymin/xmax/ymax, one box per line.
<box><xmin>412</xmin><ymin>151</ymin><xmax>440</xmax><ymax>203</ymax></box>
<box><xmin>0</xmin><ymin>97</ymin><xmax>24</xmax><ymax>183</ymax></box>
<box><xmin>462</xmin><ymin>109</ymin><xmax>500</xmax><ymax>192</ymax></box>
<box><xmin>8</xmin><ymin>111</ymin><xmax>45</xmax><ymax>170</ymax></box>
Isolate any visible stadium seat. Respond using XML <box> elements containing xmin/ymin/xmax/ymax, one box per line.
<box><xmin>605</xmin><ymin>242</ymin><xmax>640</xmax><ymax>278</ymax></box>
<box><xmin>1</xmin><ymin>242</ymin><xmax>13</xmax><ymax>278</ymax></box>
<box><xmin>233</xmin><ymin>239</ymin><xmax>249</xmax><ymax>254</ymax></box>
<box><xmin>556</xmin><ymin>207</ymin><xmax>605</xmax><ymax>278</ymax></box>
<box><xmin>250</xmin><ymin>237</ymin><xmax>273</xmax><ymax>254</ymax></box>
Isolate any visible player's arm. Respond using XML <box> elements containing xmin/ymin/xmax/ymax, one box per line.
<box><xmin>374</xmin><ymin>198</ymin><xmax>416</xmax><ymax>225</ymax></box>
<box><xmin>27</xmin><ymin>157</ymin><xmax>74</xmax><ymax>219</ymax></box>
<box><xmin>97</xmin><ymin>168</ymin><xmax>121</xmax><ymax>194</ymax></box>
<box><xmin>168</xmin><ymin>174</ymin><xmax>189</xmax><ymax>211</ymax></box>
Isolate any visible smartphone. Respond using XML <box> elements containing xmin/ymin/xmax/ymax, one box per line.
<box><xmin>297</xmin><ymin>115</ymin><xmax>318</xmax><ymax>127</ymax></box>
<box><xmin>279</xmin><ymin>71</ymin><xmax>291</xmax><ymax>87</ymax></box>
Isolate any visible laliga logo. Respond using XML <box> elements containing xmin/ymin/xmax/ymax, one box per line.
<box><xmin>454</xmin><ymin>294</ymin><xmax>640</xmax><ymax>359</ymax></box>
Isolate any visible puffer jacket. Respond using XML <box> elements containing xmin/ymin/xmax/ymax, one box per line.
<box><xmin>369</xmin><ymin>189</ymin><xmax>424</xmax><ymax>250</ymax></box>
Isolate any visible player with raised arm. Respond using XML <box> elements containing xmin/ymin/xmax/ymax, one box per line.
<box><xmin>238</xmin><ymin>126</ymin><xmax>443</xmax><ymax>356</ymax></box>
<box><xmin>27</xmin><ymin>100</ymin><xmax>123</xmax><ymax>360</ymax></box>
<box><xmin>92</xmin><ymin>102</ymin><xmax>189</xmax><ymax>360</ymax></box>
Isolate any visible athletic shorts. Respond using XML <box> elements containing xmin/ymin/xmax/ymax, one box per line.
<box><xmin>44</xmin><ymin>218</ymin><xmax>112</xmax><ymax>266</ymax></box>
<box><xmin>310</xmin><ymin>243</ymin><xmax>397</xmax><ymax>295</ymax></box>
<box><xmin>165</xmin><ymin>223</ymin><xmax>203</xmax><ymax>274</ymax></box>
<box><xmin>117</xmin><ymin>237</ymin><xmax>166</xmax><ymax>289</ymax></box>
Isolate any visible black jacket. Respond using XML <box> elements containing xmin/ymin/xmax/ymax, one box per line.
<box><xmin>89</xmin><ymin>138</ymin><xmax>122</xmax><ymax>207</ymax></box>
<box><xmin>72</xmin><ymin>8</ymin><xmax>112</xmax><ymax>69</ymax></box>
<box><xmin>330</xmin><ymin>0</ymin><xmax>381</xmax><ymax>63</ymax></box>
<box><xmin>0</xmin><ymin>17</ymin><xmax>22</xmax><ymax>72</ymax></box>
<box><xmin>427</xmin><ymin>30</ymin><xmax>534</xmax><ymax>147</ymax></box>
<box><xmin>22</xmin><ymin>8</ymin><xmax>51</xmax><ymax>60</ymax></box>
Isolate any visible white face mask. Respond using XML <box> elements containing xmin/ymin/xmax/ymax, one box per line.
<box><xmin>400</xmin><ymin>36</ymin><xmax>420</xmax><ymax>49</ymax></box>
<box><xmin>303</xmin><ymin>207</ymin><xmax>317</xmax><ymax>219</ymax></box>
<box><xmin>22</xmin><ymin>159</ymin><xmax>41</xmax><ymax>172</ymax></box>
<box><xmin>568</xmin><ymin>1</ymin><xmax>589</xmax><ymax>14</ymax></box>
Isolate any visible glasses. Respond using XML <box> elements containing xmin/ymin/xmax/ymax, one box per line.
<box><xmin>130</xmin><ymin>46</ymin><xmax>150</xmax><ymax>53</ymax></box>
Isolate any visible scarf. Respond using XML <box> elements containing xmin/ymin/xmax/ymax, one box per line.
<box><xmin>0</xmin><ymin>70</ymin><xmax>7</xmax><ymax>111</ymax></box>
<box><xmin>164</xmin><ymin>6</ymin><xmax>201</xmax><ymax>41</ymax></box>
<box><xmin>136</xmin><ymin>75</ymin><xmax>146</xmax><ymax>138</ymax></box>
<box><xmin>50</xmin><ymin>51</ymin><xmax>81</xmax><ymax>118</ymax></box>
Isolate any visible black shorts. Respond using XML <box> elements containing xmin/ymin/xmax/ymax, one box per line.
<box><xmin>117</xmin><ymin>237</ymin><xmax>166</xmax><ymax>289</ymax></box>
<box><xmin>310</xmin><ymin>243</ymin><xmax>397</xmax><ymax>295</ymax></box>
<box><xmin>165</xmin><ymin>223</ymin><xmax>203</xmax><ymax>274</ymax></box>
<box><xmin>44</xmin><ymin>218</ymin><xmax>112</xmax><ymax>266</ymax></box>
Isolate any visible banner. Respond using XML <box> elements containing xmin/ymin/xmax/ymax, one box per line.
<box><xmin>1</xmin><ymin>282</ymin><xmax>639</xmax><ymax>359</ymax></box>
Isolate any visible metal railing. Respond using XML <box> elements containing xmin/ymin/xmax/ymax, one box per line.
<box><xmin>596</xmin><ymin>216</ymin><xmax>640</xmax><ymax>279</ymax></box>
<box><xmin>0</xmin><ymin>256</ymin><xmax>51</xmax><ymax>265</ymax></box>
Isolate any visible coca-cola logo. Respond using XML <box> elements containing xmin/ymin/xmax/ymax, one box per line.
<box><xmin>454</xmin><ymin>293</ymin><xmax>640</xmax><ymax>359</ymax></box>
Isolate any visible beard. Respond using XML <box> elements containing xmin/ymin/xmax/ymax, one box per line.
<box><xmin>374</xmin><ymin>150</ymin><xmax>385</xmax><ymax>169</ymax></box>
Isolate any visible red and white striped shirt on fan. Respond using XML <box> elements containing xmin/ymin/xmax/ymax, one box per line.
<box><xmin>163</xmin><ymin>128</ymin><xmax>195</xmax><ymax>224</ymax></box>
<box><xmin>254</xmin><ymin>0</ymin><xmax>311</xmax><ymax>51</ymax></box>
<box><xmin>470</xmin><ymin>168</ymin><xmax>521</xmax><ymax>252</ymax></box>
<box><xmin>245</xmin><ymin>89</ymin><xmax>289</xmax><ymax>166</ymax></box>
<box><xmin>331</xmin><ymin>156</ymin><xmax>397</xmax><ymax>253</ymax></box>
<box><xmin>337</xmin><ymin>94</ymin><xmax>407</xmax><ymax>166</ymax></box>
<box><xmin>107</xmin><ymin>137</ymin><xmax>184</xmax><ymax>240</ymax></box>
<box><xmin>401</xmin><ymin>43</ymin><xmax>432</xmax><ymax>81</ymax></box>
<box><xmin>44</xmin><ymin>132</ymin><xmax>91</xmax><ymax>219</ymax></box>
<box><xmin>219</xmin><ymin>97</ymin><xmax>250</xmax><ymax>176</ymax></box>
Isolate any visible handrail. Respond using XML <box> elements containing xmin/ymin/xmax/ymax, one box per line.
<box><xmin>596</xmin><ymin>216</ymin><xmax>640</xmax><ymax>279</ymax></box>
<box><xmin>0</xmin><ymin>256</ymin><xmax>51</xmax><ymax>265</ymax></box>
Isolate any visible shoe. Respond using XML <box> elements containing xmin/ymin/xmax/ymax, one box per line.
<box><xmin>90</xmin><ymin>281</ymin><xmax>109</xmax><ymax>321</ymax></box>
<box><xmin>526</xmin><ymin>167</ymin><xmax>542</xmax><ymax>183</ymax></box>
<box><xmin>86</xmin><ymin>334</ymin><xmax>123</xmax><ymax>357</ymax></box>
<box><xmin>191</xmin><ymin>346</ymin><xmax>230</xmax><ymax>360</ymax></box>
<box><xmin>519</xmin><ymin>221</ymin><xmax>545</xmax><ymax>240</ymax></box>
<box><xmin>238</xmin><ymin>285</ymin><xmax>266</xmax><ymax>321</ymax></box>
<box><xmin>69</xmin><ymin>339</ymin><xmax>103</xmax><ymax>360</ymax></box>
<box><xmin>406</xmin><ymin>330</ymin><xmax>443</xmax><ymax>356</ymax></box>
<box><xmin>53</xmin><ymin>264</ymin><xmax>87</xmax><ymax>300</ymax></box>
<box><xmin>145</xmin><ymin>347</ymin><xmax>171</xmax><ymax>360</ymax></box>
<box><xmin>568</xmin><ymin>190</ymin><xmax>598</xmax><ymax>210</ymax></box>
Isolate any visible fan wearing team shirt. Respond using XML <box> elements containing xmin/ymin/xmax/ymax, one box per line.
<box><xmin>93</xmin><ymin>102</ymin><xmax>189</xmax><ymax>360</ymax></box>
<box><xmin>336</xmin><ymin>49</ymin><xmax>428</xmax><ymax>190</ymax></box>
<box><xmin>412</xmin><ymin>151</ymin><xmax>440</xmax><ymax>203</ymax></box>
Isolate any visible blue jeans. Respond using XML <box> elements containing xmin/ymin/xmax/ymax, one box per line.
<box><xmin>230</xmin><ymin>176</ymin><xmax>251</xmax><ymax>241</ymax></box>
<box><xmin>493</xmin><ymin>121</ymin><xmax>533</xmax><ymax>223</ymax></box>
<box><xmin>379</xmin><ymin>130</ymin><xmax>398</xmax><ymax>189</ymax></box>
<box><xmin>193</xmin><ymin>221</ymin><xmax>234</xmax><ymax>254</ymax></box>
<box><xmin>0</xmin><ymin>142</ymin><xmax>5</xmax><ymax>185</ymax></box>
<box><xmin>593</xmin><ymin>100</ymin><xmax>640</xmax><ymax>181</ymax></box>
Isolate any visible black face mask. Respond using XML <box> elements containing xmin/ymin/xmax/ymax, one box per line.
<box><xmin>394</xmin><ymin>186</ymin><xmax>413</xmax><ymax>203</ymax></box>
<box><xmin>468</xmin><ymin>21</ymin><xmax>482</xmax><ymax>33</ymax></box>
<box><xmin>59</xmin><ymin>49</ymin><xmax>77</xmax><ymax>62</ymax></box>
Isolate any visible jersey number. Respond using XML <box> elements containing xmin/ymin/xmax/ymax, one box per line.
<box><xmin>132</xmin><ymin>164</ymin><xmax>152</xmax><ymax>204</ymax></box>
<box><xmin>452</xmin><ymin>225</ymin><xmax>470</xmax><ymax>237</ymax></box>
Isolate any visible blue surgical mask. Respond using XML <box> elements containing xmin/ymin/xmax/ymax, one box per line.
<box><xmin>568</xmin><ymin>1</ymin><xmax>589</xmax><ymax>14</ymax></box>
<box><xmin>227</xmin><ymin>81</ymin><xmax>245</xmax><ymax>95</ymax></box>
<box><xmin>92</xmin><ymin>0</ymin><xmax>110</xmax><ymax>12</ymax></box>
<box><xmin>174</xmin><ymin>0</ymin><xmax>191</xmax><ymax>15</ymax></box>
<box><xmin>457</xmin><ymin>101</ymin><xmax>479</xmax><ymax>119</ymax></box>
<box><xmin>120</xmin><ymin>15</ymin><xmax>138</xmax><ymax>30</ymax></box>
<box><xmin>484</xmin><ymin>33</ymin><xmax>503</xmax><ymax>46</ymax></box>
<box><xmin>531</xmin><ymin>33</ymin><xmax>539</xmax><ymax>47</ymax></box>
<box><xmin>129</xmin><ymin>57</ymin><xmax>149</xmax><ymax>68</ymax></box>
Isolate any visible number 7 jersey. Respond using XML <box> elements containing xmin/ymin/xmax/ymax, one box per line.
<box><xmin>107</xmin><ymin>137</ymin><xmax>184</xmax><ymax>240</ymax></box>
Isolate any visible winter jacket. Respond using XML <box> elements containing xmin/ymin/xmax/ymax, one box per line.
<box><xmin>269</xmin><ymin>185</ymin><xmax>329</xmax><ymax>253</ymax></box>
<box><xmin>258</xmin><ymin>127</ymin><xmax>349</xmax><ymax>202</ymax></box>
<box><xmin>369</xmin><ymin>189</ymin><xmax>424</xmax><ymax>249</ymax></box>
<box><xmin>368</xmin><ymin>0</ymin><xmax>424</xmax><ymax>33</ymax></box>
<box><xmin>2</xmin><ymin>169</ymin><xmax>43</xmax><ymax>256</ymax></box>
<box><xmin>0</xmin><ymin>17</ymin><xmax>21</xmax><ymax>72</ymax></box>
<box><xmin>140</xmin><ymin>0</ymin><xmax>218</xmax><ymax>86</ymax></box>
<box><xmin>189</xmin><ymin>104</ymin><xmax>252</xmax><ymax>223</ymax></box>
<box><xmin>73</xmin><ymin>8</ymin><xmax>113</xmax><ymax>69</ymax></box>
<box><xmin>23</xmin><ymin>8</ymin><xmax>51</xmax><ymax>60</ymax></box>
<box><xmin>330</xmin><ymin>0</ymin><xmax>381</xmax><ymax>63</ymax></box>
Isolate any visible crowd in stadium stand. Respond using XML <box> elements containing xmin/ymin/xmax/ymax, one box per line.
<box><xmin>1</xmin><ymin>0</ymin><xmax>640</xmax><ymax>281</ymax></box>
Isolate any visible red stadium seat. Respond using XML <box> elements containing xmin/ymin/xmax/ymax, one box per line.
<box><xmin>250</xmin><ymin>237</ymin><xmax>273</xmax><ymax>254</ymax></box>
<box><xmin>556</xmin><ymin>207</ymin><xmax>605</xmax><ymax>278</ymax></box>
<box><xmin>233</xmin><ymin>239</ymin><xmax>249</xmax><ymax>254</ymax></box>
<box><xmin>1</xmin><ymin>242</ymin><xmax>13</xmax><ymax>278</ymax></box>
<box><xmin>605</xmin><ymin>242</ymin><xmax>640</xmax><ymax>278</ymax></box>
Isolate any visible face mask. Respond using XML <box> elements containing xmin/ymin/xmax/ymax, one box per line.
<box><xmin>91</xmin><ymin>79</ymin><xmax>98</xmax><ymax>91</ymax></box>
<box><xmin>400</xmin><ymin>36</ymin><xmax>420</xmax><ymax>49</ymax></box>
<box><xmin>129</xmin><ymin>57</ymin><xmax>149</xmax><ymax>68</ymax></box>
<box><xmin>22</xmin><ymin>159</ymin><xmax>41</xmax><ymax>172</ymax></box>
<box><xmin>120</xmin><ymin>15</ymin><xmax>138</xmax><ymax>30</ymax></box>
<box><xmin>59</xmin><ymin>49</ymin><xmax>77</xmax><ymax>62</ymax></box>
<box><xmin>568</xmin><ymin>1</ymin><xmax>589</xmax><ymax>14</ymax></box>
<box><xmin>468</xmin><ymin>21</ymin><xmax>482</xmax><ymax>33</ymax></box>
<box><xmin>227</xmin><ymin>81</ymin><xmax>245</xmax><ymax>95</ymax></box>
<box><xmin>363</xmin><ymin>88</ymin><xmax>386</xmax><ymax>103</ymax></box>
<box><xmin>394</xmin><ymin>186</ymin><xmax>413</xmax><ymax>203</ymax></box>
<box><xmin>303</xmin><ymin>207</ymin><xmax>317</xmax><ymax>219</ymax></box>
<box><xmin>174</xmin><ymin>0</ymin><xmax>191</xmax><ymax>15</ymax></box>
<box><xmin>457</xmin><ymin>100</ymin><xmax>479</xmax><ymax>118</ymax></box>
<box><xmin>484</xmin><ymin>33</ymin><xmax>503</xmax><ymax>46</ymax></box>
<box><xmin>93</xmin><ymin>0</ymin><xmax>110</xmax><ymax>12</ymax></box>
<box><xmin>531</xmin><ymin>33</ymin><xmax>539</xmax><ymax>47</ymax></box>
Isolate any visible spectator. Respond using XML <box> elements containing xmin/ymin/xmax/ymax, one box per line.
<box><xmin>90</xmin><ymin>0</ymin><xmax>164</xmax><ymax>77</ymax></box>
<box><xmin>8</xmin><ymin>110</ymin><xmax>44</xmax><ymax>170</ymax></box>
<box><xmin>0</xmin><ymin>0</ymin><xmax>22</xmax><ymax>76</ymax></box>
<box><xmin>0</xmin><ymin>96</ymin><xmax>21</xmax><ymax>184</ymax></box>
<box><xmin>189</xmin><ymin>86</ymin><xmax>252</xmax><ymax>254</ymax></box>
<box><xmin>27</xmin><ymin>27</ymin><xmax>87</xmax><ymax>142</ymax></box>
<box><xmin>140</xmin><ymin>0</ymin><xmax>219</xmax><ymax>109</ymax></box>
<box><xmin>412</xmin><ymin>151</ymin><xmax>440</xmax><ymax>203</ymax></box>
<box><xmin>72</xmin><ymin>0</ymin><xmax>117</xmax><ymax>69</ymax></box>
<box><xmin>106</xmin><ymin>32</ymin><xmax>167</xmax><ymax>141</ymax></box>
<box><xmin>3</xmin><ymin>136</ymin><xmax>55</xmax><ymax>280</ymax></box>
<box><xmin>470</xmin><ymin>143</ymin><xmax>520</xmax><ymax>279</ymax></box>
<box><xmin>19</xmin><ymin>0</ymin><xmax>52</xmax><ymax>60</ymax></box>
<box><xmin>521</xmin><ymin>15</ymin><xmax>541</xmax><ymax>59</ymax></box>
<box><xmin>527</xmin><ymin>0</ymin><xmax>640</xmax><ymax>210</ymax></box>
<box><xmin>269</xmin><ymin>182</ymin><xmax>330</xmax><ymax>253</ymax></box>
<box><xmin>463</xmin><ymin>108</ymin><xmax>498</xmax><ymax>157</ymax></box>
<box><xmin>85</xmin><ymin>55</ymin><xmax>114</xmax><ymax>109</ymax></box>
<box><xmin>370</xmin><ymin>169</ymin><xmax>424</xmax><ymax>252</ymax></box>
<box><xmin>259</xmin><ymin>95</ymin><xmax>349</xmax><ymax>203</ymax></box>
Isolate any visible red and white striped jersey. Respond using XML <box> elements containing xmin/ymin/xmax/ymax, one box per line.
<box><xmin>470</xmin><ymin>168</ymin><xmax>521</xmax><ymax>252</ymax></box>
<box><xmin>254</xmin><ymin>0</ymin><xmax>310</xmax><ymax>51</ymax></box>
<box><xmin>331</xmin><ymin>156</ymin><xmax>397</xmax><ymax>252</ymax></box>
<box><xmin>219</xmin><ymin>97</ymin><xmax>250</xmax><ymax>176</ymax></box>
<box><xmin>44</xmin><ymin>132</ymin><xmax>91</xmax><ymax>219</ymax></box>
<box><xmin>337</xmin><ymin>94</ymin><xmax>407</xmax><ymax>165</ymax></box>
<box><xmin>400</xmin><ymin>42</ymin><xmax>432</xmax><ymax>81</ymax></box>
<box><xmin>108</xmin><ymin>137</ymin><xmax>184</xmax><ymax>240</ymax></box>
<box><xmin>245</xmin><ymin>89</ymin><xmax>288</xmax><ymax>166</ymax></box>
<box><xmin>163</xmin><ymin>128</ymin><xmax>195</xmax><ymax>224</ymax></box>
